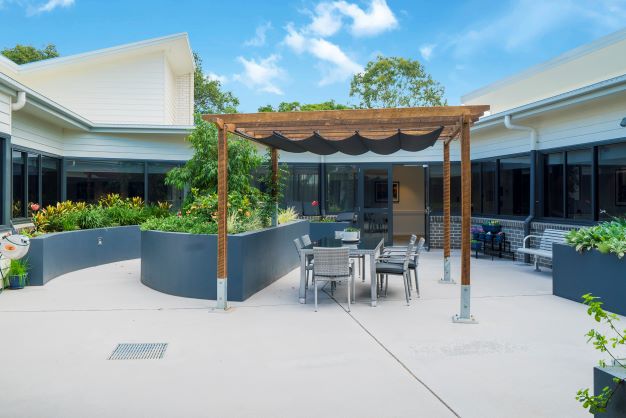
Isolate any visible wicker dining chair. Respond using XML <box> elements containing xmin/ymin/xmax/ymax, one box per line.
<box><xmin>293</xmin><ymin>238</ymin><xmax>314</xmax><ymax>292</ymax></box>
<box><xmin>301</xmin><ymin>234</ymin><xmax>312</xmax><ymax>247</ymax></box>
<box><xmin>312</xmin><ymin>247</ymin><xmax>354</xmax><ymax>312</ymax></box>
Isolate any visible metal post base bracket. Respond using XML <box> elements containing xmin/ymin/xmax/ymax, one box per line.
<box><xmin>439</xmin><ymin>257</ymin><xmax>456</xmax><ymax>284</ymax></box>
<box><xmin>216</xmin><ymin>277</ymin><xmax>228</xmax><ymax>310</ymax></box>
<box><xmin>452</xmin><ymin>284</ymin><xmax>478</xmax><ymax>324</ymax></box>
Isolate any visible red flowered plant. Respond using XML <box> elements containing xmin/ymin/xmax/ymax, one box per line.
<box><xmin>30</xmin><ymin>203</ymin><xmax>40</xmax><ymax>212</ymax></box>
<box><xmin>311</xmin><ymin>200</ymin><xmax>319</xmax><ymax>207</ymax></box>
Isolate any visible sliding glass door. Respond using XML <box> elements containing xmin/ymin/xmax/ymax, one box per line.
<box><xmin>358</xmin><ymin>165</ymin><xmax>393</xmax><ymax>244</ymax></box>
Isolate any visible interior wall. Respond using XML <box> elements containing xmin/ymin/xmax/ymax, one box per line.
<box><xmin>392</xmin><ymin>165</ymin><xmax>425</xmax><ymax>237</ymax></box>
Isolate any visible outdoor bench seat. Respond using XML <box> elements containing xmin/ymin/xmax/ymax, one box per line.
<box><xmin>516</xmin><ymin>229</ymin><xmax>569</xmax><ymax>271</ymax></box>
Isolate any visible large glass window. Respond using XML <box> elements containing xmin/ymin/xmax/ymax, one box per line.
<box><xmin>148</xmin><ymin>162</ymin><xmax>183</xmax><ymax>208</ymax></box>
<box><xmin>599</xmin><ymin>143</ymin><xmax>626</xmax><ymax>220</ymax></box>
<box><xmin>27</xmin><ymin>153</ymin><xmax>39</xmax><ymax>208</ymax></box>
<box><xmin>499</xmin><ymin>156</ymin><xmax>530</xmax><ymax>216</ymax></box>
<box><xmin>283</xmin><ymin>165</ymin><xmax>320</xmax><ymax>215</ymax></box>
<box><xmin>428</xmin><ymin>163</ymin><xmax>461</xmax><ymax>215</ymax></box>
<box><xmin>41</xmin><ymin>156</ymin><xmax>60</xmax><ymax>207</ymax></box>
<box><xmin>325</xmin><ymin>164</ymin><xmax>357</xmax><ymax>213</ymax></box>
<box><xmin>481</xmin><ymin>161</ymin><xmax>497</xmax><ymax>215</ymax></box>
<box><xmin>12</xmin><ymin>150</ymin><xmax>25</xmax><ymax>218</ymax></box>
<box><xmin>66</xmin><ymin>160</ymin><xmax>145</xmax><ymax>203</ymax></box>
<box><xmin>471</xmin><ymin>163</ymin><xmax>481</xmax><ymax>214</ymax></box>
<box><xmin>544</xmin><ymin>153</ymin><xmax>564</xmax><ymax>218</ymax></box>
<box><xmin>567</xmin><ymin>149</ymin><xmax>592</xmax><ymax>220</ymax></box>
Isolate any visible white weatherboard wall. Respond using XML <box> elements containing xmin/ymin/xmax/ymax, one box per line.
<box><xmin>20</xmin><ymin>53</ymin><xmax>168</xmax><ymax>125</ymax></box>
<box><xmin>463</xmin><ymin>29</ymin><xmax>626</xmax><ymax>114</ymax></box>
<box><xmin>0</xmin><ymin>91</ymin><xmax>11</xmax><ymax>135</ymax></box>
<box><xmin>11</xmin><ymin>113</ymin><xmax>64</xmax><ymax>155</ymax></box>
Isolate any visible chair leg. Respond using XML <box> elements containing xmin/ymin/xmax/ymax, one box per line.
<box><xmin>351</xmin><ymin>270</ymin><xmax>356</xmax><ymax>303</ymax></box>
<box><xmin>403</xmin><ymin>272</ymin><xmax>410</xmax><ymax>306</ymax></box>
<box><xmin>347</xmin><ymin>279</ymin><xmax>351</xmax><ymax>312</ymax></box>
<box><xmin>384</xmin><ymin>274</ymin><xmax>389</xmax><ymax>297</ymax></box>
<box><xmin>535</xmin><ymin>256</ymin><xmax>540</xmax><ymax>271</ymax></box>
<box><xmin>413</xmin><ymin>268</ymin><xmax>420</xmax><ymax>298</ymax></box>
<box><xmin>314</xmin><ymin>279</ymin><xmax>318</xmax><ymax>312</ymax></box>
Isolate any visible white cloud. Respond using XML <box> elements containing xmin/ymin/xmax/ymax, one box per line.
<box><xmin>284</xmin><ymin>23</ymin><xmax>307</xmax><ymax>53</ymax></box>
<box><xmin>419</xmin><ymin>44</ymin><xmax>435</xmax><ymax>61</ymax></box>
<box><xmin>333</xmin><ymin>0</ymin><xmax>398</xmax><ymax>37</ymax></box>
<box><xmin>29</xmin><ymin>0</ymin><xmax>74</xmax><ymax>14</ymax></box>
<box><xmin>308</xmin><ymin>2</ymin><xmax>343</xmax><ymax>37</ymax></box>
<box><xmin>205</xmin><ymin>72</ymin><xmax>228</xmax><ymax>84</ymax></box>
<box><xmin>308</xmin><ymin>38</ymin><xmax>363</xmax><ymax>85</ymax></box>
<box><xmin>234</xmin><ymin>54</ymin><xmax>285</xmax><ymax>95</ymax></box>
<box><xmin>244</xmin><ymin>22</ymin><xmax>272</xmax><ymax>47</ymax></box>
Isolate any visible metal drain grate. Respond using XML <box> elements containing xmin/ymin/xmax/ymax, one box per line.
<box><xmin>108</xmin><ymin>343</ymin><xmax>168</xmax><ymax>360</ymax></box>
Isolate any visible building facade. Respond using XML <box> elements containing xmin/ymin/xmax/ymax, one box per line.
<box><xmin>0</xmin><ymin>34</ymin><xmax>195</xmax><ymax>227</ymax></box>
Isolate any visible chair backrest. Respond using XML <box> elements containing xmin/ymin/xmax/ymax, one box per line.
<box><xmin>293</xmin><ymin>238</ymin><xmax>303</xmax><ymax>256</ymax></box>
<box><xmin>402</xmin><ymin>241</ymin><xmax>416</xmax><ymax>271</ymax></box>
<box><xmin>301</xmin><ymin>234</ymin><xmax>312</xmax><ymax>247</ymax></box>
<box><xmin>413</xmin><ymin>237</ymin><xmax>425</xmax><ymax>263</ymax></box>
<box><xmin>539</xmin><ymin>229</ymin><xmax>569</xmax><ymax>252</ymax></box>
<box><xmin>313</xmin><ymin>247</ymin><xmax>350</xmax><ymax>277</ymax></box>
<box><xmin>336</xmin><ymin>212</ymin><xmax>355</xmax><ymax>222</ymax></box>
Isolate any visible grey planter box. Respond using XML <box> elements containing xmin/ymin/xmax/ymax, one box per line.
<box><xmin>309</xmin><ymin>221</ymin><xmax>349</xmax><ymax>241</ymax></box>
<box><xmin>553</xmin><ymin>243</ymin><xmax>626</xmax><ymax>315</ymax></box>
<box><xmin>141</xmin><ymin>220</ymin><xmax>309</xmax><ymax>301</ymax></box>
<box><xmin>594</xmin><ymin>366</ymin><xmax>626</xmax><ymax>417</ymax></box>
<box><xmin>28</xmin><ymin>226</ymin><xmax>140</xmax><ymax>286</ymax></box>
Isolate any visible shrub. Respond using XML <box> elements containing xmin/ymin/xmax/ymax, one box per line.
<box><xmin>277</xmin><ymin>207</ymin><xmax>298</xmax><ymax>224</ymax></box>
<box><xmin>141</xmin><ymin>214</ymin><xmax>218</xmax><ymax>234</ymax></box>
<box><xmin>76</xmin><ymin>207</ymin><xmax>112</xmax><ymax>230</ymax></box>
<box><xmin>566</xmin><ymin>219</ymin><xmax>626</xmax><ymax>258</ymax></box>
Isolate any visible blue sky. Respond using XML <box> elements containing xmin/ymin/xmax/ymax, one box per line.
<box><xmin>1</xmin><ymin>0</ymin><xmax>625</xmax><ymax>112</ymax></box>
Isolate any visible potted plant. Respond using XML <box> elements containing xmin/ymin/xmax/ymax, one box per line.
<box><xmin>342</xmin><ymin>227</ymin><xmax>360</xmax><ymax>242</ymax></box>
<box><xmin>471</xmin><ymin>226</ymin><xmax>483</xmax><ymax>240</ymax></box>
<box><xmin>7</xmin><ymin>258</ymin><xmax>28</xmax><ymax>289</ymax></box>
<box><xmin>482</xmin><ymin>220</ymin><xmax>502</xmax><ymax>234</ymax></box>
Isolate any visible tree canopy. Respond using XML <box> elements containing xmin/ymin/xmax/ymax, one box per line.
<box><xmin>1</xmin><ymin>44</ymin><xmax>59</xmax><ymax>65</ymax></box>
<box><xmin>193</xmin><ymin>53</ymin><xmax>239</xmax><ymax>114</ymax></box>
<box><xmin>350</xmin><ymin>56</ymin><xmax>446</xmax><ymax>108</ymax></box>
<box><xmin>257</xmin><ymin>100</ymin><xmax>353</xmax><ymax>112</ymax></box>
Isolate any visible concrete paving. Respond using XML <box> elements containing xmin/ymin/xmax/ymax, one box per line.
<box><xmin>0</xmin><ymin>250</ymin><xmax>607</xmax><ymax>418</ymax></box>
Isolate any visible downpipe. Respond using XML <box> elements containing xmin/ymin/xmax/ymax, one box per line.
<box><xmin>12</xmin><ymin>91</ymin><xmax>26</xmax><ymax>111</ymax></box>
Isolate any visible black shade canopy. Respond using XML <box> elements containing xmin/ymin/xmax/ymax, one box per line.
<box><xmin>237</xmin><ymin>127</ymin><xmax>443</xmax><ymax>155</ymax></box>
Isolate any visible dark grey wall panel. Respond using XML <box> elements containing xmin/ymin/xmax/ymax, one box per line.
<box><xmin>28</xmin><ymin>226</ymin><xmax>140</xmax><ymax>286</ymax></box>
<box><xmin>553</xmin><ymin>243</ymin><xmax>626</xmax><ymax>316</ymax></box>
<box><xmin>141</xmin><ymin>220</ymin><xmax>309</xmax><ymax>301</ymax></box>
<box><xmin>594</xmin><ymin>367</ymin><xmax>626</xmax><ymax>417</ymax></box>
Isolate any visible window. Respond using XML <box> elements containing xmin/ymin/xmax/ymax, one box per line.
<box><xmin>283</xmin><ymin>165</ymin><xmax>320</xmax><ymax>215</ymax></box>
<box><xmin>27</xmin><ymin>153</ymin><xmax>39</xmax><ymax>208</ymax></box>
<box><xmin>325</xmin><ymin>164</ymin><xmax>357</xmax><ymax>213</ymax></box>
<box><xmin>499</xmin><ymin>156</ymin><xmax>530</xmax><ymax>216</ymax></box>
<box><xmin>66</xmin><ymin>160</ymin><xmax>145</xmax><ymax>203</ymax></box>
<box><xmin>12</xmin><ymin>150</ymin><xmax>25</xmax><ymax>218</ymax></box>
<box><xmin>481</xmin><ymin>161</ymin><xmax>497</xmax><ymax>215</ymax></box>
<box><xmin>599</xmin><ymin>143</ymin><xmax>626</xmax><ymax>220</ymax></box>
<box><xmin>566</xmin><ymin>149</ymin><xmax>592</xmax><ymax>220</ymax></box>
<box><xmin>471</xmin><ymin>163</ymin><xmax>481</xmax><ymax>214</ymax></box>
<box><xmin>544</xmin><ymin>153</ymin><xmax>564</xmax><ymax>218</ymax></box>
<box><xmin>148</xmin><ymin>162</ymin><xmax>183</xmax><ymax>208</ymax></box>
<box><xmin>428</xmin><ymin>163</ymin><xmax>461</xmax><ymax>215</ymax></box>
<box><xmin>41</xmin><ymin>156</ymin><xmax>60</xmax><ymax>207</ymax></box>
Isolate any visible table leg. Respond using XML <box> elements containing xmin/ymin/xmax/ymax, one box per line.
<box><xmin>299</xmin><ymin>254</ymin><xmax>307</xmax><ymax>304</ymax></box>
<box><xmin>369</xmin><ymin>254</ymin><xmax>377</xmax><ymax>307</ymax></box>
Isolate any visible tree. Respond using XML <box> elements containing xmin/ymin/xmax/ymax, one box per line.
<box><xmin>257</xmin><ymin>100</ymin><xmax>353</xmax><ymax>112</ymax></box>
<box><xmin>349</xmin><ymin>56</ymin><xmax>446</xmax><ymax>108</ymax></box>
<box><xmin>193</xmin><ymin>52</ymin><xmax>239</xmax><ymax>114</ymax></box>
<box><xmin>1</xmin><ymin>44</ymin><xmax>59</xmax><ymax>64</ymax></box>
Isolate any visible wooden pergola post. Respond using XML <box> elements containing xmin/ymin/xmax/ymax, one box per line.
<box><xmin>439</xmin><ymin>139</ymin><xmax>454</xmax><ymax>284</ymax></box>
<box><xmin>271</xmin><ymin>147</ymin><xmax>279</xmax><ymax>227</ymax></box>
<box><xmin>453</xmin><ymin>117</ymin><xmax>476</xmax><ymax>323</ymax></box>
<box><xmin>216</xmin><ymin>119</ymin><xmax>229</xmax><ymax>310</ymax></box>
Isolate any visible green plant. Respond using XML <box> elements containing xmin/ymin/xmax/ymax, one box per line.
<box><xmin>312</xmin><ymin>217</ymin><xmax>335</xmax><ymax>223</ymax></box>
<box><xmin>76</xmin><ymin>207</ymin><xmax>111</xmax><ymax>230</ymax></box>
<box><xmin>576</xmin><ymin>294</ymin><xmax>626</xmax><ymax>414</ymax></box>
<box><xmin>277</xmin><ymin>207</ymin><xmax>298</xmax><ymax>225</ymax></box>
<box><xmin>141</xmin><ymin>214</ymin><xmax>218</xmax><ymax>235</ymax></box>
<box><xmin>566</xmin><ymin>219</ymin><xmax>626</xmax><ymax>258</ymax></box>
<box><xmin>483</xmin><ymin>220</ymin><xmax>501</xmax><ymax>226</ymax></box>
<box><xmin>5</xmin><ymin>258</ymin><xmax>29</xmax><ymax>288</ymax></box>
<box><xmin>345</xmin><ymin>227</ymin><xmax>360</xmax><ymax>232</ymax></box>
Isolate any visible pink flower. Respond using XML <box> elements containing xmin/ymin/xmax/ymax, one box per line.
<box><xmin>177</xmin><ymin>211</ymin><xmax>182</xmax><ymax>218</ymax></box>
<box><xmin>311</xmin><ymin>200</ymin><xmax>319</xmax><ymax>207</ymax></box>
<box><xmin>30</xmin><ymin>203</ymin><xmax>40</xmax><ymax>212</ymax></box>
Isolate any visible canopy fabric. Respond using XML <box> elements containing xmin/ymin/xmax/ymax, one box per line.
<box><xmin>237</xmin><ymin>126</ymin><xmax>443</xmax><ymax>155</ymax></box>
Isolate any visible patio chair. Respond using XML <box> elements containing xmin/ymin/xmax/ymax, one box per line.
<box><xmin>312</xmin><ymin>247</ymin><xmax>354</xmax><ymax>312</ymax></box>
<box><xmin>301</xmin><ymin>234</ymin><xmax>312</xmax><ymax>247</ymax></box>
<box><xmin>293</xmin><ymin>238</ymin><xmax>313</xmax><ymax>291</ymax></box>
<box><xmin>375</xmin><ymin>240</ymin><xmax>415</xmax><ymax>305</ymax></box>
<box><xmin>380</xmin><ymin>236</ymin><xmax>424</xmax><ymax>298</ymax></box>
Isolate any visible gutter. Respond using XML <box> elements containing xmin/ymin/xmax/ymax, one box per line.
<box><xmin>503</xmin><ymin>115</ymin><xmax>537</xmax><ymax>255</ymax></box>
<box><xmin>11</xmin><ymin>91</ymin><xmax>26</xmax><ymax>111</ymax></box>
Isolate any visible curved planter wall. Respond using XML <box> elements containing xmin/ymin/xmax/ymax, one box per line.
<box><xmin>309</xmin><ymin>221</ymin><xmax>349</xmax><ymax>241</ymax></box>
<box><xmin>553</xmin><ymin>243</ymin><xmax>626</xmax><ymax>315</ymax></box>
<box><xmin>28</xmin><ymin>226</ymin><xmax>140</xmax><ymax>286</ymax></box>
<box><xmin>140</xmin><ymin>220</ymin><xmax>309</xmax><ymax>301</ymax></box>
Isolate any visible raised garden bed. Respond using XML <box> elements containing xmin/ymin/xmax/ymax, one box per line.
<box><xmin>140</xmin><ymin>220</ymin><xmax>308</xmax><ymax>301</ymax></box>
<box><xmin>308</xmin><ymin>221</ymin><xmax>350</xmax><ymax>241</ymax></box>
<box><xmin>594</xmin><ymin>366</ymin><xmax>626</xmax><ymax>417</ymax></box>
<box><xmin>553</xmin><ymin>243</ymin><xmax>626</xmax><ymax>315</ymax></box>
<box><xmin>28</xmin><ymin>226</ymin><xmax>141</xmax><ymax>286</ymax></box>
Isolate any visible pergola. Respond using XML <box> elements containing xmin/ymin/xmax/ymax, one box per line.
<box><xmin>204</xmin><ymin>105</ymin><xmax>489</xmax><ymax>322</ymax></box>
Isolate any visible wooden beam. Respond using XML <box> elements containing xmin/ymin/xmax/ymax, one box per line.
<box><xmin>460</xmin><ymin>117</ymin><xmax>471</xmax><ymax>287</ymax></box>
<box><xmin>216</xmin><ymin>122</ymin><xmax>228</xmax><ymax>309</ymax></box>
<box><xmin>443</xmin><ymin>140</ymin><xmax>451</xmax><ymax>260</ymax></box>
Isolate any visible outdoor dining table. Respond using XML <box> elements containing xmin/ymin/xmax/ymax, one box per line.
<box><xmin>299</xmin><ymin>236</ymin><xmax>385</xmax><ymax>307</ymax></box>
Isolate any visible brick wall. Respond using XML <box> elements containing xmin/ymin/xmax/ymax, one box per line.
<box><xmin>428</xmin><ymin>216</ymin><xmax>580</xmax><ymax>268</ymax></box>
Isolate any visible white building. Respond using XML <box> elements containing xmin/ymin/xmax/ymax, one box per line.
<box><xmin>0</xmin><ymin>33</ymin><xmax>195</xmax><ymax>225</ymax></box>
